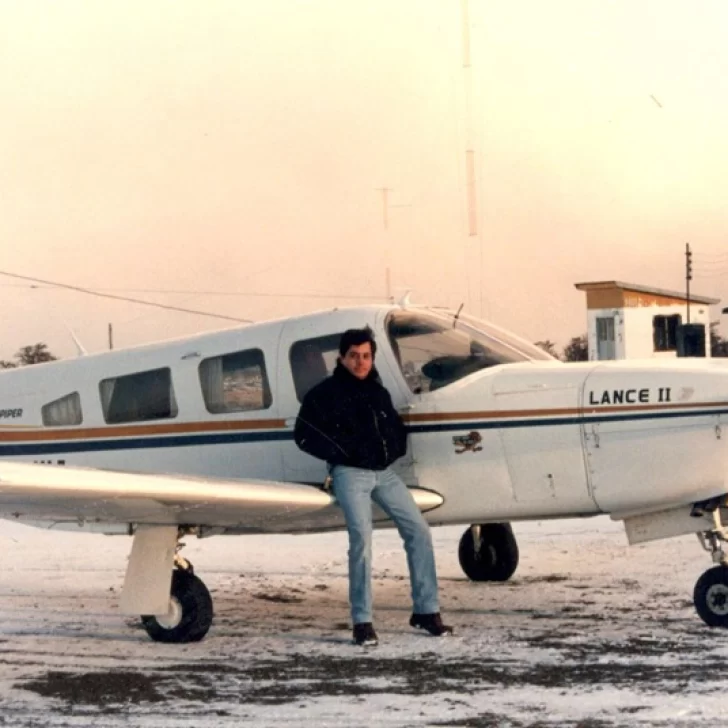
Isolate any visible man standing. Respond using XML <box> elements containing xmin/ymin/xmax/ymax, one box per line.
<box><xmin>294</xmin><ymin>327</ymin><xmax>452</xmax><ymax>646</ymax></box>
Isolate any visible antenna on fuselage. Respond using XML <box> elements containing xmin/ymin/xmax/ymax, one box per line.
<box><xmin>453</xmin><ymin>302</ymin><xmax>465</xmax><ymax>327</ymax></box>
<box><xmin>397</xmin><ymin>290</ymin><xmax>413</xmax><ymax>308</ymax></box>
<box><xmin>63</xmin><ymin>323</ymin><xmax>88</xmax><ymax>356</ymax></box>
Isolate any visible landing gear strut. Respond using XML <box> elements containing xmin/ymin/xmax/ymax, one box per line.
<box><xmin>141</xmin><ymin>544</ymin><xmax>213</xmax><ymax>643</ymax></box>
<box><xmin>458</xmin><ymin>523</ymin><xmax>519</xmax><ymax>582</ymax></box>
<box><xmin>694</xmin><ymin>506</ymin><xmax>728</xmax><ymax>628</ymax></box>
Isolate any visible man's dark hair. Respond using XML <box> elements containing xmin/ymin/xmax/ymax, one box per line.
<box><xmin>339</xmin><ymin>327</ymin><xmax>377</xmax><ymax>358</ymax></box>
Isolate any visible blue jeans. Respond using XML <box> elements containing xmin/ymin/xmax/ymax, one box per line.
<box><xmin>331</xmin><ymin>465</ymin><xmax>440</xmax><ymax>624</ymax></box>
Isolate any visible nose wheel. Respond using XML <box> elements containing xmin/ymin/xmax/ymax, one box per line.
<box><xmin>458</xmin><ymin>523</ymin><xmax>519</xmax><ymax>582</ymax></box>
<box><xmin>694</xmin><ymin>566</ymin><xmax>728</xmax><ymax>627</ymax></box>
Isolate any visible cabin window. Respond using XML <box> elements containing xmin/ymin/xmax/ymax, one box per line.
<box><xmin>653</xmin><ymin>314</ymin><xmax>681</xmax><ymax>352</ymax></box>
<box><xmin>42</xmin><ymin>392</ymin><xmax>82</xmax><ymax>426</ymax></box>
<box><xmin>387</xmin><ymin>311</ymin><xmax>536</xmax><ymax>393</ymax></box>
<box><xmin>100</xmin><ymin>368</ymin><xmax>178</xmax><ymax>424</ymax></box>
<box><xmin>199</xmin><ymin>348</ymin><xmax>271</xmax><ymax>413</ymax></box>
<box><xmin>290</xmin><ymin>334</ymin><xmax>342</xmax><ymax>402</ymax></box>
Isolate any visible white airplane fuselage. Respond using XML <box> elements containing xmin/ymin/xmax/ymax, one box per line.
<box><xmin>1</xmin><ymin>303</ymin><xmax>727</xmax><ymax>530</ymax></box>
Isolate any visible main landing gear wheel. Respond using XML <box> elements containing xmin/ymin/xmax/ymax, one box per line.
<box><xmin>458</xmin><ymin>523</ymin><xmax>519</xmax><ymax>582</ymax></box>
<box><xmin>692</xmin><ymin>501</ymin><xmax>728</xmax><ymax>628</ymax></box>
<box><xmin>141</xmin><ymin>569</ymin><xmax>213</xmax><ymax>643</ymax></box>
<box><xmin>694</xmin><ymin>566</ymin><xmax>728</xmax><ymax>628</ymax></box>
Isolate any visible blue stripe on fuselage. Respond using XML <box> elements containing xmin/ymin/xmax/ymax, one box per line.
<box><xmin>1</xmin><ymin>406</ymin><xmax>727</xmax><ymax>456</ymax></box>
<box><xmin>408</xmin><ymin>406</ymin><xmax>728</xmax><ymax>434</ymax></box>
<box><xmin>0</xmin><ymin>430</ymin><xmax>292</xmax><ymax>457</ymax></box>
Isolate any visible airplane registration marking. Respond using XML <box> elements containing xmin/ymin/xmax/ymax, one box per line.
<box><xmin>587</xmin><ymin>388</ymin><xmax>672</xmax><ymax>405</ymax></box>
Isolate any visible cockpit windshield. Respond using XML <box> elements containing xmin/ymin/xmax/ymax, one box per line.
<box><xmin>386</xmin><ymin>309</ymin><xmax>553</xmax><ymax>394</ymax></box>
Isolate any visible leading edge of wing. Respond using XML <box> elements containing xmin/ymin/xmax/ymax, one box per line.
<box><xmin>0</xmin><ymin>460</ymin><xmax>334</xmax><ymax>529</ymax></box>
<box><xmin>0</xmin><ymin>461</ymin><xmax>444</xmax><ymax>532</ymax></box>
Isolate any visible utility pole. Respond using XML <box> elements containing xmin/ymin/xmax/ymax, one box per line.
<box><xmin>108</xmin><ymin>323</ymin><xmax>114</xmax><ymax>351</ymax></box>
<box><xmin>376</xmin><ymin>187</ymin><xmax>393</xmax><ymax>302</ymax></box>
<box><xmin>375</xmin><ymin>187</ymin><xmax>391</xmax><ymax>230</ymax></box>
<box><xmin>685</xmin><ymin>243</ymin><xmax>692</xmax><ymax>324</ymax></box>
<box><xmin>461</xmin><ymin>0</ymin><xmax>477</xmax><ymax>234</ymax></box>
<box><xmin>461</xmin><ymin>0</ymin><xmax>482</xmax><ymax>316</ymax></box>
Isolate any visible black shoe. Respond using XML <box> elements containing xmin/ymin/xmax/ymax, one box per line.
<box><xmin>410</xmin><ymin>612</ymin><xmax>453</xmax><ymax>636</ymax></box>
<box><xmin>352</xmin><ymin>622</ymin><xmax>379</xmax><ymax>646</ymax></box>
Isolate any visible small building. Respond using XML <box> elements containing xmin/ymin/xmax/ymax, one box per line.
<box><xmin>574</xmin><ymin>281</ymin><xmax>719</xmax><ymax>360</ymax></box>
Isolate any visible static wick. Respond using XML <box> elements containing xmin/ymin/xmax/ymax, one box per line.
<box><xmin>650</xmin><ymin>94</ymin><xmax>663</xmax><ymax>109</ymax></box>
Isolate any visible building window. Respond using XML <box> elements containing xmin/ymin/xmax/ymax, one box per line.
<box><xmin>199</xmin><ymin>348</ymin><xmax>271</xmax><ymax>413</ymax></box>
<box><xmin>290</xmin><ymin>334</ymin><xmax>341</xmax><ymax>402</ymax></box>
<box><xmin>42</xmin><ymin>392</ymin><xmax>82</xmax><ymax>426</ymax></box>
<box><xmin>100</xmin><ymin>368</ymin><xmax>178</xmax><ymax>424</ymax></box>
<box><xmin>653</xmin><ymin>314</ymin><xmax>681</xmax><ymax>352</ymax></box>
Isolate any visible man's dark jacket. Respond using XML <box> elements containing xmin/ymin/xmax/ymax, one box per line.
<box><xmin>294</xmin><ymin>363</ymin><xmax>407</xmax><ymax>471</ymax></box>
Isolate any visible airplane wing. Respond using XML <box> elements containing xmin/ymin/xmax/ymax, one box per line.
<box><xmin>0</xmin><ymin>461</ymin><xmax>443</xmax><ymax>534</ymax></box>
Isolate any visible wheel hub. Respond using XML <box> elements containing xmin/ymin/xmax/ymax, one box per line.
<box><xmin>155</xmin><ymin>596</ymin><xmax>183</xmax><ymax>629</ymax></box>
<box><xmin>706</xmin><ymin>584</ymin><xmax>728</xmax><ymax>616</ymax></box>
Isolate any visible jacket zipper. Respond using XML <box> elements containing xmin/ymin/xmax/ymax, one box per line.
<box><xmin>373</xmin><ymin>409</ymin><xmax>388</xmax><ymax>464</ymax></box>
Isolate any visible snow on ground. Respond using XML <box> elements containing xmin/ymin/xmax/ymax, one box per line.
<box><xmin>0</xmin><ymin>516</ymin><xmax>726</xmax><ymax>727</ymax></box>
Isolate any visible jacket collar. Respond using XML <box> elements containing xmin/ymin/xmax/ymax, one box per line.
<box><xmin>333</xmin><ymin>361</ymin><xmax>380</xmax><ymax>385</ymax></box>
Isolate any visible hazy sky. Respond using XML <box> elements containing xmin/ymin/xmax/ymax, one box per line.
<box><xmin>2</xmin><ymin>0</ymin><xmax>728</xmax><ymax>358</ymax></box>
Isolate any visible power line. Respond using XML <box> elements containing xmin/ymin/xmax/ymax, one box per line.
<box><xmin>0</xmin><ymin>282</ymin><xmax>382</xmax><ymax>300</ymax></box>
<box><xmin>0</xmin><ymin>270</ymin><xmax>254</xmax><ymax>324</ymax></box>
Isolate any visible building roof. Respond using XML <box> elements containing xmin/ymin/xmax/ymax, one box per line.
<box><xmin>574</xmin><ymin>280</ymin><xmax>719</xmax><ymax>306</ymax></box>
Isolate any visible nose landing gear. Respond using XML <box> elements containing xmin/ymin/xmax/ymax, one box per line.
<box><xmin>458</xmin><ymin>523</ymin><xmax>519</xmax><ymax>582</ymax></box>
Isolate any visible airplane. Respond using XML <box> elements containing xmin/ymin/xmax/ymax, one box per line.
<box><xmin>1</xmin><ymin>300</ymin><xmax>728</xmax><ymax>643</ymax></box>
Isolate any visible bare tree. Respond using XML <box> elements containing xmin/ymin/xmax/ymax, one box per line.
<box><xmin>534</xmin><ymin>340</ymin><xmax>560</xmax><ymax>359</ymax></box>
<box><xmin>0</xmin><ymin>343</ymin><xmax>58</xmax><ymax>368</ymax></box>
<box><xmin>14</xmin><ymin>343</ymin><xmax>57</xmax><ymax>365</ymax></box>
<box><xmin>563</xmin><ymin>334</ymin><xmax>588</xmax><ymax>362</ymax></box>
<box><xmin>711</xmin><ymin>322</ymin><xmax>728</xmax><ymax>357</ymax></box>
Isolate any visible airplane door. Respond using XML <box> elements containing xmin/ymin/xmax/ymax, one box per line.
<box><xmin>495</xmin><ymin>367</ymin><xmax>596</xmax><ymax>512</ymax></box>
<box><xmin>276</xmin><ymin>311</ymin><xmax>412</xmax><ymax>484</ymax></box>
<box><xmin>582</xmin><ymin>366</ymin><xmax>725</xmax><ymax>513</ymax></box>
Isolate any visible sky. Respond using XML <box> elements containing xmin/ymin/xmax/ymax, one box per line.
<box><xmin>3</xmin><ymin>0</ymin><xmax>728</xmax><ymax>358</ymax></box>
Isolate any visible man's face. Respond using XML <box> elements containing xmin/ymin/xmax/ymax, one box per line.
<box><xmin>340</xmin><ymin>342</ymin><xmax>374</xmax><ymax>380</ymax></box>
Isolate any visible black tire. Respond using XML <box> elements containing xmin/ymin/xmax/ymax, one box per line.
<box><xmin>458</xmin><ymin>523</ymin><xmax>519</xmax><ymax>582</ymax></box>
<box><xmin>694</xmin><ymin>565</ymin><xmax>728</xmax><ymax>628</ymax></box>
<box><xmin>141</xmin><ymin>570</ymin><xmax>213</xmax><ymax>643</ymax></box>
